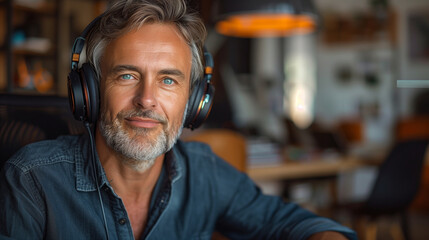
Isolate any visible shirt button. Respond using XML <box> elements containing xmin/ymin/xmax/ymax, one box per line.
<box><xmin>118</xmin><ymin>218</ymin><xmax>127</xmax><ymax>225</ymax></box>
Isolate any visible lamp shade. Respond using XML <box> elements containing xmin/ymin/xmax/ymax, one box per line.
<box><xmin>214</xmin><ymin>0</ymin><xmax>317</xmax><ymax>38</ymax></box>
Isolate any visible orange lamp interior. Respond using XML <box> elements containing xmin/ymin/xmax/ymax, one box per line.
<box><xmin>216</xmin><ymin>13</ymin><xmax>315</xmax><ymax>38</ymax></box>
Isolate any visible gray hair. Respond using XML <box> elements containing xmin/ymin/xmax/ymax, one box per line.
<box><xmin>86</xmin><ymin>0</ymin><xmax>206</xmax><ymax>88</ymax></box>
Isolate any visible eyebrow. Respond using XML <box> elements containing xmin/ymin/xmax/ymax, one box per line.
<box><xmin>108</xmin><ymin>65</ymin><xmax>141</xmax><ymax>76</ymax></box>
<box><xmin>107</xmin><ymin>65</ymin><xmax>185</xmax><ymax>80</ymax></box>
<box><xmin>158</xmin><ymin>69</ymin><xmax>186</xmax><ymax>80</ymax></box>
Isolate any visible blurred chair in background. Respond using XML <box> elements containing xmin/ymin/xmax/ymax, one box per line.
<box><xmin>0</xmin><ymin>94</ymin><xmax>84</xmax><ymax>169</ymax></box>
<box><xmin>395</xmin><ymin>117</ymin><xmax>429</xmax><ymax>213</ymax></box>
<box><xmin>396</xmin><ymin>116</ymin><xmax>429</xmax><ymax>141</ymax></box>
<box><xmin>183</xmin><ymin>129</ymin><xmax>247</xmax><ymax>172</ymax></box>
<box><xmin>339</xmin><ymin>138</ymin><xmax>428</xmax><ymax>240</ymax></box>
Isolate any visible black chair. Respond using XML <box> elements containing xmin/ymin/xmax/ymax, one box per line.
<box><xmin>340</xmin><ymin>139</ymin><xmax>428</xmax><ymax>240</ymax></box>
<box><xmin>0</xmin><ymin>94</ymin><xmax>84</xmax><ymax>169</ymax></box>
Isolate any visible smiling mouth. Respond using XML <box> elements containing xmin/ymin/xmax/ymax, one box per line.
<box><xmin>125</xmin><ymin>117</ymin><xmax>162</xmax><ymax>128</ymax></box>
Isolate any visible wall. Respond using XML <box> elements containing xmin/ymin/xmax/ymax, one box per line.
<box><xmin>314</xmin><ymin>0</ymin><xmax>429</xmax><ymax>203</ymax></box>
<box><xmin>313</xmin><ymin>0</ymin><xmax>429</xmax><ymax>144</ymax></box>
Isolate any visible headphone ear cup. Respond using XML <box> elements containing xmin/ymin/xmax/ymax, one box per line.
<box><xmin>184</xmin><ymin>79</ymin><xmax>214</xmax><ymax>129</ymax></box>
<box><xmin>80</xmin><ymin>63</ymin><xmax>99</xmax><ymax>123</ymax></box>
<box><xmin>184</xmin><ymin>79</ymin><xmax>205</xmax><ymax>128</ymax></box>
<box><xmin>67</xmin><ymin>70</ymin><xmax>86</xmax><ymax>121</ymax></box>
<box><xmin>67</xmin><ymin>63</ymin><xmax>99</xmax><ymax>123</ymax></box>
<box><xmin>192</xmin><ymin>82</ymin><xmax>214</xmax><ymax>128</ymax></box>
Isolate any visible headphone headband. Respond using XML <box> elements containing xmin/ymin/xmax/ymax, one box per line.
<box><xmin>70</xmin><ymin>14</ymin><xmax>104</xmax><ymax>70</ymax></box>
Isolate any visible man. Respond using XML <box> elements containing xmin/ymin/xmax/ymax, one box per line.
<box><xmin>0</xmin><ymin>0</ymin><xmax>357</xmax><ymax>239</ymax></box>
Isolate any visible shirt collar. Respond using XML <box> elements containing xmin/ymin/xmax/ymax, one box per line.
<box><xmin>75</xmin><ymin>134</ymin><xmax>109</xmax><ymax>192</ymax></box>
<box><xmin>169</xmin><ymin>141</ymin><xmax>185</xmax><ymax>183</ymax></box>
<box><xmin>74</xmin><ymin>136</ymin><xmax>185</xmax><ymax>192</ymax></box>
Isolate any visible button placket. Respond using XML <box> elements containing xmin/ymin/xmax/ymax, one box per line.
<box><xmin>118</xmin><ymin>218</ymin><xmax>127</xmax><ymax>225</ymax></box>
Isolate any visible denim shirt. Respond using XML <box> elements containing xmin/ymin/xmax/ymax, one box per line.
<box><xmin>0</xmin><ymin>135</ymin><xmax>357</xmax><ymax>240</ymax></box>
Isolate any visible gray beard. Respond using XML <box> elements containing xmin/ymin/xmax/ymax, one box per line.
<box><xmin>98</xmin><ymin>104</ymin><xmax>188</xmax><ymax>172</ymax></box>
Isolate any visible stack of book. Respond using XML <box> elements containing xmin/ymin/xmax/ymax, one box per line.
<box><xmin>246</xmin><ymin>137</ymin><xmax>283</xmax><ymax>167</ymax></box>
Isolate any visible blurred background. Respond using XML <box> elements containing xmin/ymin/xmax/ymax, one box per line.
<box><xmin>1</xmin><ymin>0</ymin><xmax>429</xmax><ymax>239</ymax></box>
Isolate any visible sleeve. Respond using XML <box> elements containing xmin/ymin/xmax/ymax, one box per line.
<box><xmin>213</xmin><ymin>157</ymin><xmax>357</xmax><ymax>240</ymax></box>
<box><xmin>0</xmin><ymin>162</ymin><xmax>46</xmax><ymax>239</ymax></box>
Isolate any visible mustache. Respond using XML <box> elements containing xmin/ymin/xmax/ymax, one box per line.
<box><xmin>119</xmin><ymin>109</ymin><xmax>167</xmax><ymax>125</ymax></box>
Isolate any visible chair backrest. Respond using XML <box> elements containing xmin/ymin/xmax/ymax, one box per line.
<box><xmin>365</xmin><ymin>138</ymin><xmax>428</xmax><ymax>213</ymax></box>
<box><xmin>0</xmin><ymin>94</ymin><xmax>84</xmax><ymax>168</ymax></box>
<box><xmin>183</xmin><ymin>129</ymin><xmax>247</xmax><ymax>172</ymax></box>
<box><xmin>395</xmin><ymin>116</ymin><xmax>429</xmax><ymax>141</ymax></box>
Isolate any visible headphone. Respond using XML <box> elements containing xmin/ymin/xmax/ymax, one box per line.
<box><xmin>68</xmin><ymin>15</ymin><xmax>215</xmax><ymax>130</ymax></box>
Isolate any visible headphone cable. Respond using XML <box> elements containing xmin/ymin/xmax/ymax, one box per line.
<box><xmin>85</xmin><ymin>122</ymin><xmax>110</xmax><ymax>240</ymax></box>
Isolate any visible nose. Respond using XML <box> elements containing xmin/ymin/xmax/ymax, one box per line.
<box><xmin>133</xmin><ymin>80</ymin><xmax>157</xmax><ymax>109</ymax></box>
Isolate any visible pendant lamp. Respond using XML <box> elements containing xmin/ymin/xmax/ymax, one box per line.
<box><xmin>214</xmin><ymin>0</ymin><xmax>318</xmax><ymax>38</ymax></box>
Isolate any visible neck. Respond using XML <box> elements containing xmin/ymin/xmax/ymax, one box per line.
<box><xmin>95</xmin><ymin>127</ymin><xmax>164</xmax><ymax>199</ymax></box>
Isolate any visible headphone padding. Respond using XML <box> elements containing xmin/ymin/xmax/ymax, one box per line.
<box><xmin>80</xmin><ymin>63</ymin><xmax>100</xmax><ymax>123</ymax></box>
<box><xmin>67</xmin><ymin>70</ymin><xmax>86</xmax><ymax>121</ymax></box>
<box><xmin>184</xmin><ymin>79</ymin><xmax>206</xmax><ymax>128</ymax></box>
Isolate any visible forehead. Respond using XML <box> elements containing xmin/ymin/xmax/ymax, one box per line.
<box><xmin>101</xmin><ymin>22</ymin><xmax>192</xmax><ymax>76</ymax></box>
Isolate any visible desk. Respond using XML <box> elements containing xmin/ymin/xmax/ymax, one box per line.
<box><xmin>247</xmin><ymin>156</ymin><xmax>375</xmax><ymax>181</ymax></box>
<box><xmin>247</xmin><ymin>156</ymin><xmax>381</xmax><ymax>210</ymax></box>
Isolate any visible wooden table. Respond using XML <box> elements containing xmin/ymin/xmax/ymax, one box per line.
<box><xmin>247</xmin><ymin>156</ymin><xmax>375</xmax><ymax>181</ymax></box>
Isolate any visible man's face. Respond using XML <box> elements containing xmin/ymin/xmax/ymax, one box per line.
<box><xmin>98</xmin><ymin>23</ymin><xmax>191</xmax><ymax>168</ymax></box>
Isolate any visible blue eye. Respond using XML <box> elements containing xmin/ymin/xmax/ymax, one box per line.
<box><xmin>121</xmin><ymin>74</ymin><xmax>133</xmax><ymax>80</ymax></box>
<box><xmin>163</xmin><ymin>78</ymin><xmax>174</xmax><ymax>85</ymax></box>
